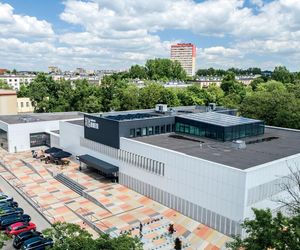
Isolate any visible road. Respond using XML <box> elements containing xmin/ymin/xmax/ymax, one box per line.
<box><xmin>0</xmin><ymin>176</ymin><xmax>51</xmax><ymax>250</ymax></box>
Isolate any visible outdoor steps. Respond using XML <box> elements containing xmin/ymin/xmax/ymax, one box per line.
<box><xmin>19</xmin><ymin>159</ymin><xmax>44</xmax><ymax>178</ymax></box>
<box><xmin>54</xmin><ymin>173</ymin><xmax>86</xmax><ymax>196</ymax></box>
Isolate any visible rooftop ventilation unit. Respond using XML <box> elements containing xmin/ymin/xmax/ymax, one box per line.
<box><xmin>155</xmin><ymin>104</ymin><xmax>168</xmax><ymax>113</ymax></box>
<box><xmin>232</xmin><ymin>140</ymin><xmax>246</xmax><ymax>150</ymax></box>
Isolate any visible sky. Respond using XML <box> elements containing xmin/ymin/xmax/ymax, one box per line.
<box><xmin>0</xmin><ymin>0</ymin><xmax>300</xmax><ymax>71</ymax></box>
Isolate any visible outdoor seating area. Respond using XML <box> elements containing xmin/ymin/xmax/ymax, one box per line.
<box><xmin>33</xmin><ymin>147</ymin><xmax>71</xmax><ymax>166</ymax></box>
<box><xmin>0</xmin><ymin>148</ymin><xmax>230</xmax><ymax>249</ymax></box>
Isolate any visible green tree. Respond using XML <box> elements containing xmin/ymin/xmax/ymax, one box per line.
<box><xmin>272</xmin><ymin>66</ymin><xmax>293</xmax><ymax>84</ymax></box>
<box><xmin>42</xmin><ymin>222</ymin><xmax>96</xmax><ymax>250</ymax></box>
<box><xmin>205</xmin><ymin>84</ymin><xmax>224</xmax><ymax>104</ymax></box>
<box><xmin>220</xmin><ymin>71</ymin><xmax>237</xmax><ymax>93</ymax></box>
<box><xmin>117</xmin><ymin>84</ymin><xmax>140</xmax><ymax>111</ymax></box>
<box><xmin>0</xmin><ymin>231</ymin><xmax>10</xmax><ymax>249</ymax></box>
<box><xmin>226</xmin><ymin>209</ymin><xmax>300</xmax><ymax>250</ymax></box>
<box><xmin>0</xmin><ymin>80</ymin><xmax>12</xmax><ymax>89</ymax></box>
<box><xmin>145</xmin><ymin>58</ymin><xmax>186</xmax><ymax>81</ymax></box>
<box><xmin>138</xmin><ymin>83</ymin><xmax>165</xmax><ymax>109</ymax></box>
<box><xmin>17</xmin><ymin>84</ymin><xmax>30</xmax><ymax>97</ymax></box>
<box><xmin>128</xmin><ymin>65</ymin><xmax>147</xmax><ymax>79</ymax></box>
<box><xmin>96</xmin><ymin>233</ymin><xmax>143</xmax><ymax>250</ymax></box>
<box><xmin>250</xmin><ymin>77</ymin><xmax>265</xmax><ymax>90</ymax></box>
<box><xmin>42</xmin><ymin>222</ymin><xmax>143</xmax><ymax>250</ymax></box>
<box><xmin>240</xmin><ymin>83</ymin><xmax>300</xmax><ymax>129</ymax></box>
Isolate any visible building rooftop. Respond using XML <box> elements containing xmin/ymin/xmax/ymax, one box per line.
<box><xmin>0</xmin><ymin>112</ymin><xmax>83</xmax><ymax>124</ymax></box>
<box><xmin>180</xmin><ymin>112</ymin><xmax>263</xmax><ymax>127</ymax></box>
<box><xmin>0</xmin><ymin>89</ymin><xmax>17</xmax><ymax>96</ymax></box>
<box><xmin>67</xmin><ymin>119</ymin><xmax>84</xmax><ymax>126</ymax></box>
<box><xmin>132</xmin><ymin>127</ymin><xmax>300</xmax><ymax>170</ymax></box>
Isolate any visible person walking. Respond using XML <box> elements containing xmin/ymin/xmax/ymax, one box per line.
<box><xmin>174</xmin><ymin>237</ymin><xmax>182</xmax><ymax>250</ymax></box>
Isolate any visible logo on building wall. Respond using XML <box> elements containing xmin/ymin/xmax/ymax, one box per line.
<box><xmin>85</xmin><ymin>117</ymin><xmax>99</xmax><ymax>130</ymax></box>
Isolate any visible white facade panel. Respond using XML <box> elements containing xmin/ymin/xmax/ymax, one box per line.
<box><xmin>8</xmin><ymin>121</ymin><xmax>61</xmax><ymax>152</ymax></box>
<box><xmin>120</xmin><ymin>137</ymin><xmax>246</xmax><ymax>222</ymax></box>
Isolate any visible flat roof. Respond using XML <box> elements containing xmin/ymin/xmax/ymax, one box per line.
<box><xmin>0</xmin><ymin>112</ymin><xmax>82</xmax><ymax>124</ymax></box>
<box><xmin>179</xmin><ymin>112</ymin><xmax>262</xmax><ymax>127</ymax></box>
<box><xmin>132</xmin><ymin>127</ymin><xmax>300</xmax><ymax>169</ymax></box>
<box><xmin>67</xmin><ymin>119</ymin><xmax>84</xmax><ymax>126</ymax></box>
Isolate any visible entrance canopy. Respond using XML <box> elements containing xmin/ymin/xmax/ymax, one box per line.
<box><xmin>45</xmin><ymin>147</ymin><xmax>62</xmax><ymax>154</ymax></box>
<box><xmin>51</xmin><ymin>150</ymin><xmax>72</xmax><ymax>159</ymax></box>
<box><xmin>78</xmin><ymin>154</ymin><xmax>119</xmax><ymax>174</ymax></box>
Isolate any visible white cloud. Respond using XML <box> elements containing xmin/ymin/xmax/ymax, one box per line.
<box><xmin>250</xmin><ymin>0</ymin><xmax>264</xmax><ymax>7</ymax></box>
<box><xmin>0</xmin><ymin>2</ymin><xmax>54</xmax><ymax>37</ymax></box>
<box><xmin>1</xmin><ymin>0</ymin><xmax>300</xmax><ymax>71</ymax></box>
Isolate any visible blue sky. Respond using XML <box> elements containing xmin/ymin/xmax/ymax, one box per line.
<box><xmin>0</xmin><ymin>0</ymin><xmax>300</xmax><ymax>71</ymax></box>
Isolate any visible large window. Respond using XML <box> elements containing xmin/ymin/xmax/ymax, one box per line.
<box><xmin>142</xmin><ymin>127</ymin><xmax>147</xmax><ymax>136</ymax></box>
<box><xmin>129</xmin><ymin>129</ymin><xmax>135</xmax><ymax>138</ymax></box>
<box><xmin>0</xmin><ymin>129</ymin><xmax>8</xmax><ymax>151</ymax></box>
<box><xmin>155</xmin><ymin>126</ymin><xmax>160</xmax><ymax>134</ymax></box>
<box><xmin>175</xmin><ymin>121</ymin><xmax>264</xmax><ymax>141</ymax></box>
<box><xmin>136</xmin><ymin>128</ymin><xmax>141</xmax><ymax>137</ymax></box>
<box><xmin>30</xmin><ymin>133</ymin><xmax>50</xmax><ymax>147</ymax></box>
<box><xmin>148</xmin><ymin>127</ymin><xmax>153</xmax><ymax>135</ymax></box>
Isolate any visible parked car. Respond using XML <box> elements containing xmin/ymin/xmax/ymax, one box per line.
<box><xmin>6</xmin><ymin>222</ymin><xmax>36</xmax><ymax>236</ymax></box>
<box><xmin>0</xmin><ymin>195</ymin><xmax>13</xmax><ymax>203</ymax></box>
<box><xmin>0</xmin><ymin>214</ymin><xmax>31</xmax><ymax>229</ymax></box>
<box><xmin>13</xmin><ymin>231</ymin><xmax>42</xmax><ymax>249</ymax></box>
<box><xmin>0</xmin><ymin>210</ymin><xmax>24</xmax><ymax>221</ymax></box>
<box><xmin>0</xmin><ymin>195</ymin><xmax>14</xmax><ymax>204</ymax></box>
<box><xmin>0</xmin><ymin>207</ymin><xmax>24</xmax><ymax>215</ymax></box>
<box><xmin>21</xmin><ymin>236</ymin><xmax>53</xmax><ymax>250</ymax></box>
<box><xmin>0</xmin><ymin>201</ymin><xmax>18</xmax><ymax>208</ymax></box>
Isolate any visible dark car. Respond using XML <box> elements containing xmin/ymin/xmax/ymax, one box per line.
<box><xmin>21</xmin><ymin>236</ymin><xmax>53</xmax><ymax>250</ymax></box>
<box><xmin>0</xmin><ymin>201</ymin><xmax>18</xmax><ymax>208</ymax></box>
<box><xmin>1</xmin><ymin>207</ymin><xmax>24</xmax><ymax>215</ymax></box>
<box><xmin>0</xmin><ymin>214</ymin><xmax>31</xmax><ymax>229</ymax></box>
<box><xmin>0</xmin><ymin>195</ymin><xmax>13</xmax><ymax>203</ymax></box>
<box><xmin>0</xmin><ymin>210</ymin><xmax>24</xmax><ymax>222</ymax></box>
<box><xmin>13</xmin><ymin>231</ymin><xmax>42</xmax><ymax>249</ymax></box>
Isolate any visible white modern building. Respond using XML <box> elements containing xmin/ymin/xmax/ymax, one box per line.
<box><xmin>0</xmin><ymin>106</ymin><xmax>299</xmax><ymax>237</ymax></box>
<box><xmin>0</xmin><ymin>75</ymin><xmax>35</xmax><ymax>90</ymax></box>
<box><xmin>0</xmin><ymin>112</ymin><xmax>82</xmax><ymax>152</ymax></box>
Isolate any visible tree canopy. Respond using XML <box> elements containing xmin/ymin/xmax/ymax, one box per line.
<box><xmin>18</xmin><ymin>64</ymin><xmax>300</xmax><ymax>130</ymax></box>
<box><xmin>226</xmin><ymin>209</ymin><xmax>300</xmax><ymax>250</ymax></box>
<box><xmin>42</xmin><ymin>222</ymin><xmax>143</xmax><ymax>250</ymax></box>
<box><xmin>0</xmin><ymin>80</ymin><xmax>12</xmax><ymax>90</ymax></box>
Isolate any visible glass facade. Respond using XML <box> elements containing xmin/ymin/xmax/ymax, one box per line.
<box><xmin>0</xmin><ymin>129</ymin><xmax>8</xmax><ymax>151</ymax></box>
<box><xmin>175</xmin><ymin>121</ymin><xmax>264</xmax><ymax>141</ymax></box>
<box><xmin>130</xmin><ymin>124</ymin><xmax>174</xmax><ymax>138</ymax></box>
<box><xmin>30</xmin><ymin>133</ymin><xmax>50</xmax><ymax>147</ymax></box>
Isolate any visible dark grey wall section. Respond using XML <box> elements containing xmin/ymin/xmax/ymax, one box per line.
<box><xmin>119</xmin><ymin>116</ymin><xmax>175</xmax><ymax>137</ymax></box>
<box><xmin>84</xmin><ymin>114</ymin><xmax>175</xmax><ymax>149</ymax></box>
<box><xmin>84</xmin><ymin>114</ymin><xmax>120</xmax><ymax>148</ymax></box>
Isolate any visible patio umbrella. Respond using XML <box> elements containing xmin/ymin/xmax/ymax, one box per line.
<box><xmin>51</xmin><ymin>151</ymin><xmax>72</xmax><ymax>159</ymax></box>
<box><xmin>45</xmin><ymin>147</ymin><xmax>62</xmax><ymax>154</ymax></box>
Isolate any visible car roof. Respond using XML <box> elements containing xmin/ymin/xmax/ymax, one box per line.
<box><xmin>10</xmin><ymin>222</ymin><xmax>24</xmax><ymax>228</ymax></box>
<box><xmin>18</xmin><ymin>231</ymin><xmax>34</xmax><ymax>237</ymax></box>
<box><xmin>24</xmin><ymin>236</ymin><xmax>43</xmax><ymax>244</ymax></box>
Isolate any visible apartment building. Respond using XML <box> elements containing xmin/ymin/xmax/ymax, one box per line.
<box><xmin>171</xmin><ymin>43</ymin><xmax>196</xmax><ymax>77</ymax></box>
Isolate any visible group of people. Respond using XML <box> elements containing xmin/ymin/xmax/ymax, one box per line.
<box><xmin>31</xmin><ymin>149</ymin><xmax>45</xmax><ymax>159</ymax></box>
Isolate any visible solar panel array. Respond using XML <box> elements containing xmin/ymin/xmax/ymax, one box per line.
<box><xmin>180</xmin><ymin>112</ymin><xmax>262</xmax><ymax>127</ymax></box>
<box><xmin>105</xmin><ymin>113</ymin><xmax>158</xmax><ymax>121</ymax></box>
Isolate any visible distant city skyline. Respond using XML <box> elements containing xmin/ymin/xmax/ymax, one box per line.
<box><xmin>0</xmin><ymin>0</ymin><xmax>300</xmax><ymax>71</ymax></box>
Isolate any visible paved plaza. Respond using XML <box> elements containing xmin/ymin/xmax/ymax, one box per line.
<box><xmin>0</xmin><ymin>149</ymin><xmax>230</xmax><ymax>249</ymax></box>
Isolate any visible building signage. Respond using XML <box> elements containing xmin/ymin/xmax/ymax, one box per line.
<box><xmin>85</xmin><ymin>117</ymin><xmax>99</xmax><ymax>130</ymax></box>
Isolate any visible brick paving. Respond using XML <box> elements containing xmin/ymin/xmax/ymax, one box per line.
<box><xmin>0</xmin><ymin>149</ymin><xmax>230</xmax><ymax>249</ymax></box>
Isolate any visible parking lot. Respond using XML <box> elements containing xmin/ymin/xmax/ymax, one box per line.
<box><xmin>0</xmin><ymin>176</ymin><xmax>51</xmax><ymax>250</ymax></box>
